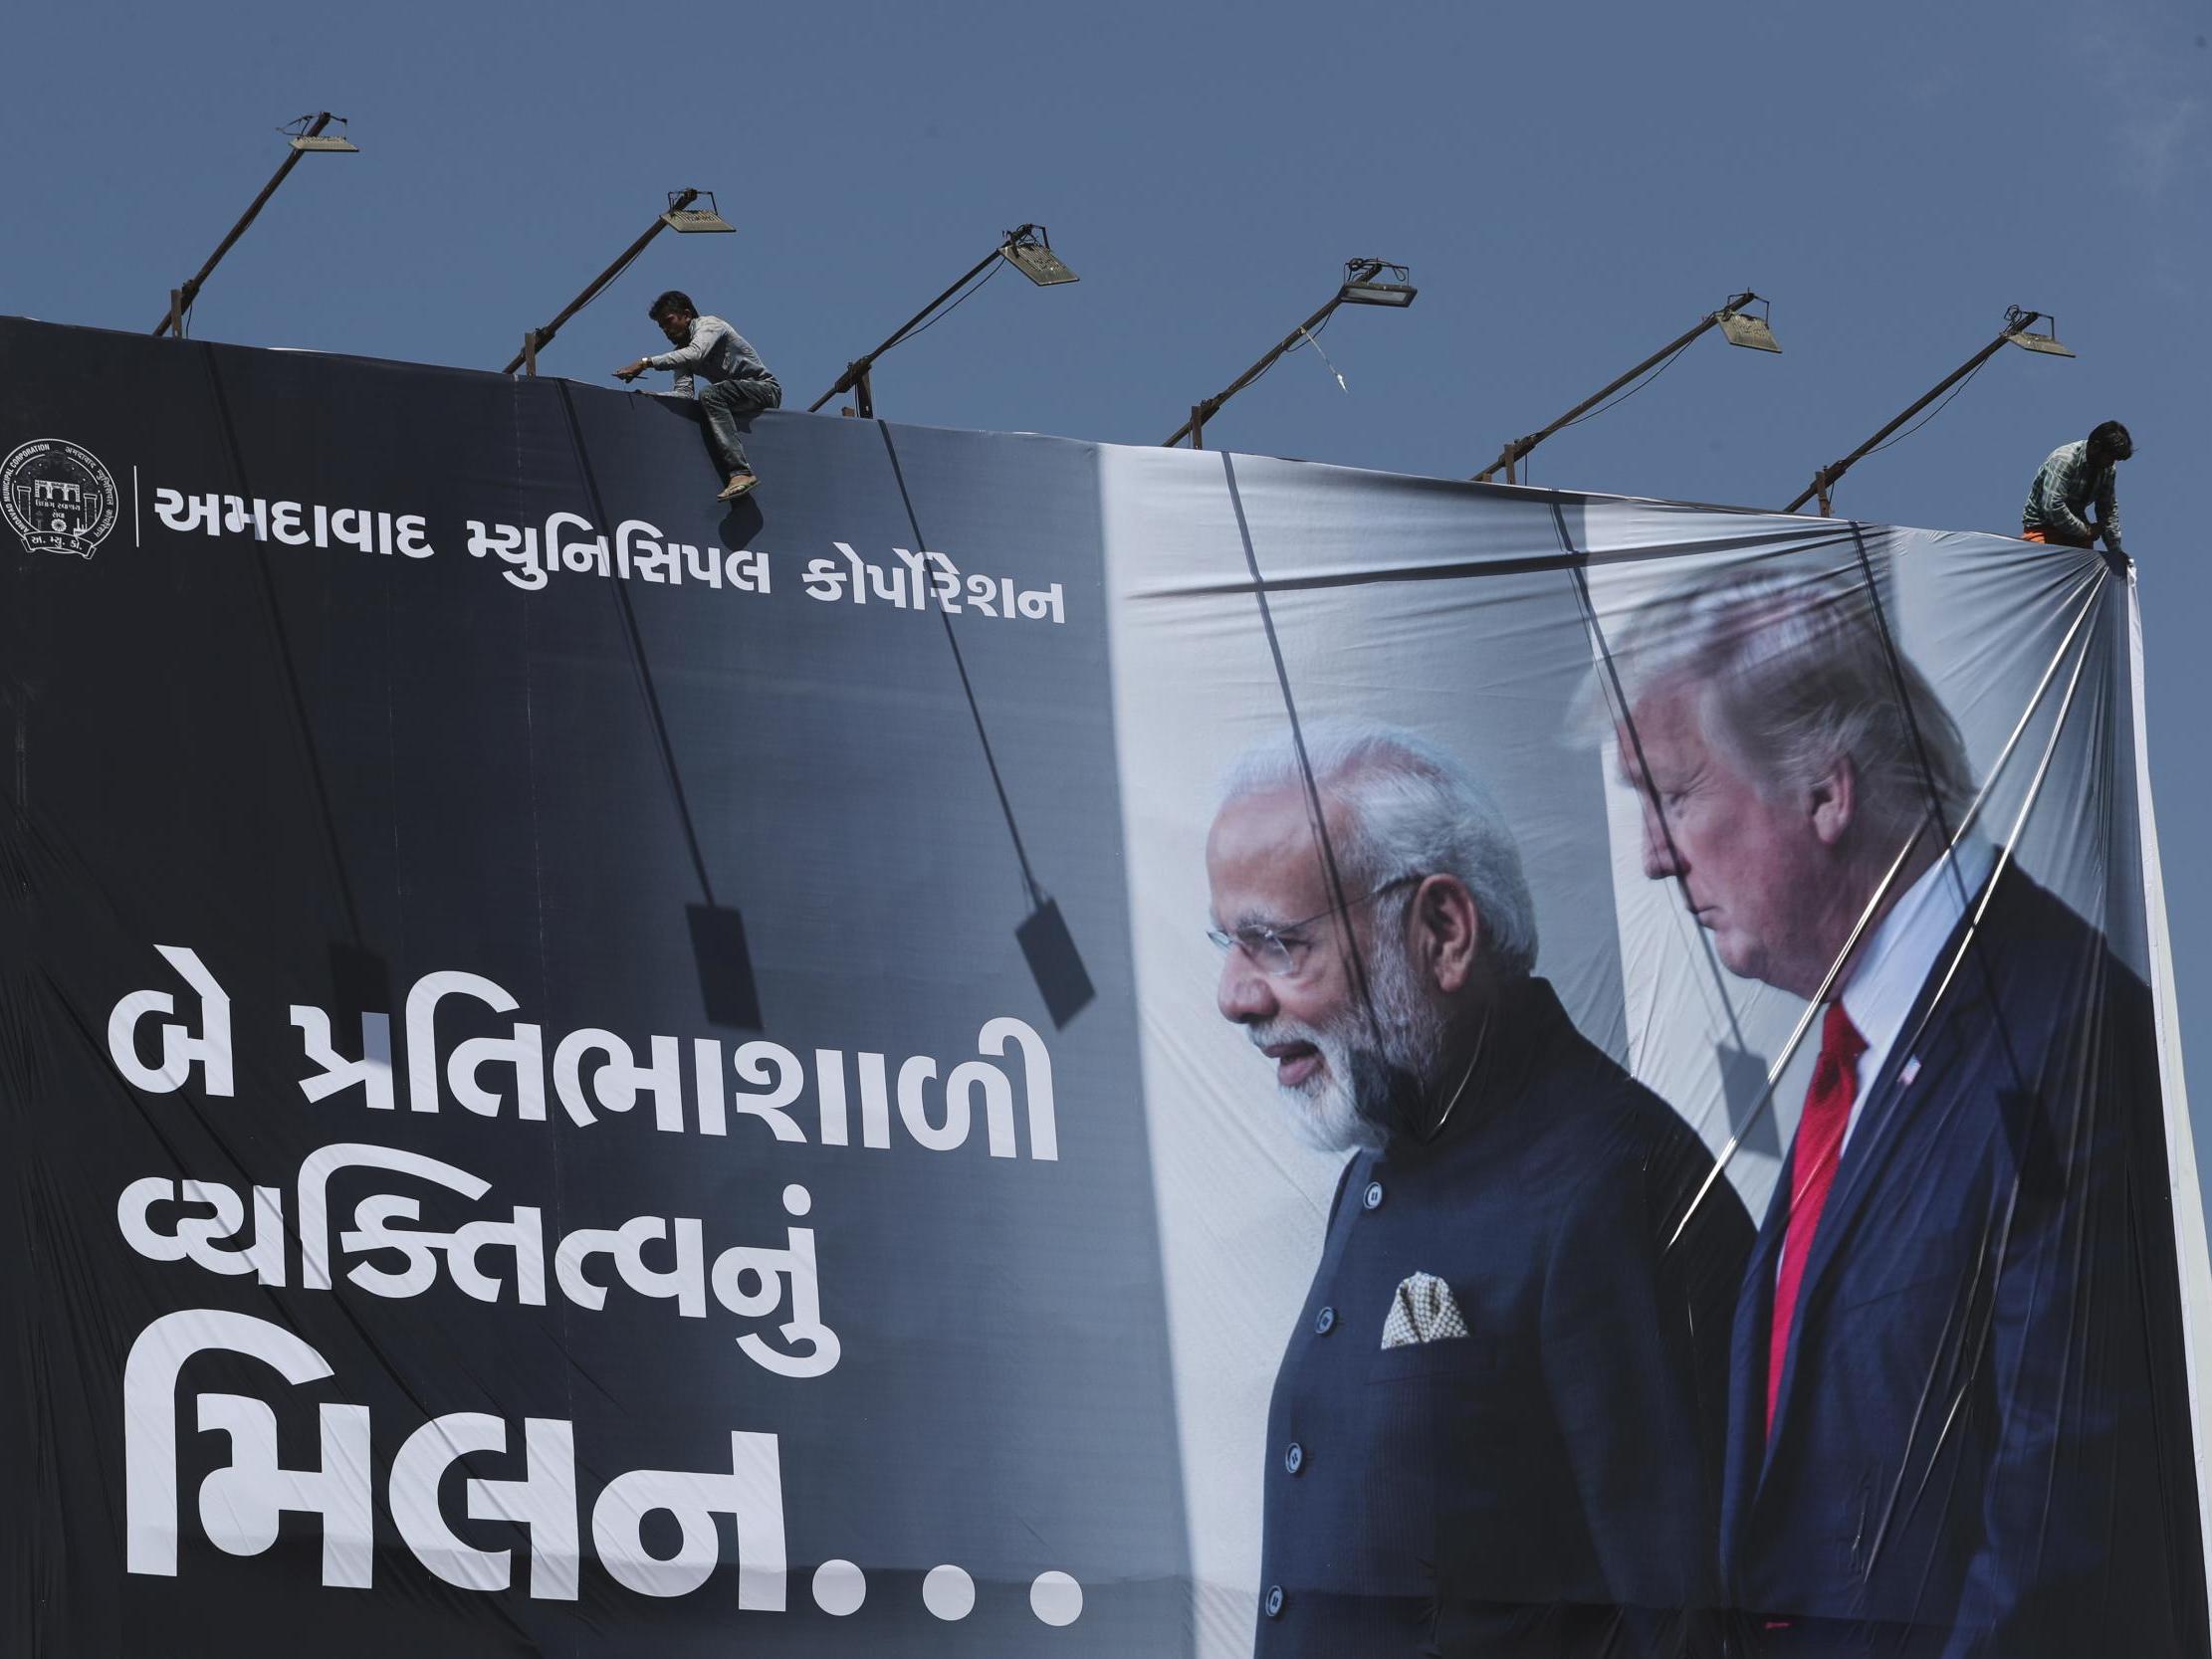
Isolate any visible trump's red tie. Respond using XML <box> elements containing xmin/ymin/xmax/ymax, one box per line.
<box><xmin>1767</xmin><ymin>1000</ymin><xmax>1868</xmax><ymax>1438</ymax></box>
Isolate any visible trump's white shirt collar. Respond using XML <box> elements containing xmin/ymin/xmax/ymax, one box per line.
<box><xmin>1836</xmin><ymin>835</ymin><xmax>1997</xmax><ymax>1156</ymax></box>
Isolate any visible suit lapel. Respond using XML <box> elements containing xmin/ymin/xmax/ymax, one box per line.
<box><xmin>1723</xmin><ymin>1186</ymin><xmax>1788</xmax><ymax>1566</ymax></box>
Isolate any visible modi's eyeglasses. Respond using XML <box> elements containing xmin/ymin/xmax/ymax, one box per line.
<box><xmin>1207</xmin><ymin>874</ymin><xmax>1425</xmax><ymax>979</ymax></box>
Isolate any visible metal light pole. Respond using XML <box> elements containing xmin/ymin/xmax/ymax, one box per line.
<box><xmin>1163</xmin><ymin>259</ymin><xmax>1416</xmax><ymax>449</ymax></box>
<box><xmin>1783</xmin><ymin>306</ymin><xmax>2074</xmax><ymax>516</ymax></box>
<box><xmin>808</xmin><ymin>224</ymin><xmax>1078</xmax><ymax>418</ymax></box>
<box><xmin>501</xmin><ymin>189</ymin><xmax>735</xmax><ymax>377</ymax></box>
<box><xmin>1471</xmin><ymin>292</ymin><xmax>1779</xmax><ymax>484</ymax></box>
<box><xmin>153</xmin><ymin>112</ymin><xmax>358</xmax><ymax>338</ymax></box>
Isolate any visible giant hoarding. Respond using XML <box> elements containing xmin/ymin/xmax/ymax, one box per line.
<box><xmin>2</xmin><ymin>316</ymin><xmax>2205</xmax><ymax>1657</ymax></box>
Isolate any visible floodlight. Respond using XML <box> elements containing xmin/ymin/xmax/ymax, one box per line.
<box><xmin>662</xmin><ymin>190</ymin><xmax>735</xmax><ymax>235</ymax></box>
<box><xmin>1716</xmin><ymin>305</ymin><xmax>1781</xmax><ymax>352</ymax></box>
<box><xmin>2003</xmin><ymin>317</ymin><xmax>2075</xmax><ymax>356</ymax></box>
<box><xmin>1164</xmin><ymin>257</ymin><xmax>1415</xmax><ymax>446</ymax></box>
<box><xmin>1471</xmin><ymin>288</ymin><xmax>1777</xmax><ymax>481</ymax></box>
<box><xmin>1001</xmin><ymin>225</ymin><xmax>1078</xmax><ymax>286</ymax></box>
<box><xmin>809</xmin><ymin>221</ymin><xmax>1082</xmax><ymax>415</ymax></box>
<box><xmin>1339</xmin><ymin>260</ymin><xmax>1417</xmax><ymax>308</ymax></box>
<box><xmin>281</xmin><ymin>113</ymin><xmax>356</xmax><ymax>154</ymax></box>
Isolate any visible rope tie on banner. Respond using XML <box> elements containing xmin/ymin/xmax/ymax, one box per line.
<box><xmin>554</xmin><ymin>382</ymin><xmax>722</xmax><ymax>910</ymax></box>
<box><xmin>1217</xmin><ymin>453</ymin><xmax>1393</xmax><ymax>1083</ymax></box>
<box><xmin>1295</xmin><ymin>326</ymin><xmax>1349</xmax><ymax>393</ymax></box>
<box><xmin>875</xmin><ymin>424</ymin><xmax>1045</xmax><ymax>915</ymax></box>
<box><xmin>1650</xmin><ymin>561</ymin><xmax>2111</xmax><ymax>1253</ymax></box>
<box><xmin>1552</xmin><ymin>500</ymin><xmax>1762</xmax><ymax>1090</ymax></box>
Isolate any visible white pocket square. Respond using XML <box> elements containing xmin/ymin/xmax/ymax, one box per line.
<box><xmin>1381</xmin><ymin>1271</ymin><xmax>1469</xmax><ymax>1348</ymax></box>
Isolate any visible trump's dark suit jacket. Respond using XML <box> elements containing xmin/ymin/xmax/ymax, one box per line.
<box><xmin>1721</xmin><ymin>870</ymin><xmax>2208</xmax><ymax>1656</ymax></box>
<box><xmin>1253</xmin><ymin>975</ymin><xmax>1753</xmax><ymax>1659</ymax></box>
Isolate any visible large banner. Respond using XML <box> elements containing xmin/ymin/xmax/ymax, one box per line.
<box><xmin>1</xmin><ymin>315</ymin><xmax>2206</xmax><ymax>1657</ymax></box>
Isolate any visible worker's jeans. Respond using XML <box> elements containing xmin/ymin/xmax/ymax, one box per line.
<box><xmin>698</xmin><ymin>374</ymin><xmax>780</xmax><ymax>480</ymax></box>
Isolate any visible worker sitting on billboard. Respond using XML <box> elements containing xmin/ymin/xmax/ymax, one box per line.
<box><xmin>2022</xmin><ymin>419</ymin><xmax>2130</xmax><ymax>555</ymax></box>
<box><xmin>615</xmin><ymin>292</ymin><xmax>781</xmax><ymax>501</ymax></box>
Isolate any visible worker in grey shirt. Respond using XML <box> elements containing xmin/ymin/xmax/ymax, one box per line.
<box><xmin>2022</xmin><ymin>420</ymin><xmax>2130</xmax><ymax>554</ymax></box>
<box><xmin>616</xmin><ymin>290</ymin><xmax>780</xmax><ymax>500</ymax></box>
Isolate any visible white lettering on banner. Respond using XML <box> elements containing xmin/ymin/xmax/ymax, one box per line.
<box><xmin>141</xmin><ymin>480</ymin><xmax>1069</xmax><ymax>621</ymax></box>
<box><xmin>800</xmin><ymin>541</ymin><xmax>1064</xmax><ymax>623</ymax></box>
<box><xmin>552</xmin><ymin>1028</ymin><xmax>685</xmax><ymax>1131</ymax></box>
<box><xmin>401</xmin><ymin>969</ymin><xmax>547</xmax><ymax>1120</ymax></box>
<box><xmin>391</xmin><ymin>1414</ymin><xmax>579</xmax><ymax>1599</ymax></box>
<box><xmin>466</xmin><ymin>519</ymin><xmax>544</xmax><ymax>588</ymax></box>
<box><xmin>100</xmin><ymin>944</ymin><xmax>1059</xmax><ymax>1160</ymax></box>
<box><xmin>464</xmin><ymin>512</ymin><xmax>769</xmax><ymax>596</ymax></box>
<box><xmin>291</xmin><ymin>1004</ymin><xmax>395</xmax><ymax>1111</ymax></box>
<box><xmin>278</xmin><ymin>963</ymin><xmax>1060</xmax><ymax>1157</ymax></box>
<box><xmin>151</xmin><ymin>487</ymin><xmax>433</xmax><ymax>557</ymax></box>
<box><xmin>123</xmin><ymin>1308</ymin><xmax>369</xmax><ymax>1583</ymax></box>
<box><xmin>106</xmin><ymin>944</ymin><xmax>235</xmax><ymax>1097</ymax></box>
<box><xmin>295</xmin><ymin>1141</ymin><xmax>493</xmax><ymax>1291</ymax></box>
<box><xmin>591</xmin><ymin>1433</ymin><xmax>786</xmax><ymax>1604</ymax></box>
<box><xmin>117</xmin><ymin>1177</ymin><xmax>287</xmax><ymax>1286</ymax></box>
<box><xmin>94</xmin><ymin>933</ymin><xmax>1073</xmax><ymax>1612</ymax></box>
<box><xmin>124</xmin><ymin>1311</ymin><xmax>786</xmax><ymax>1602</ymax></box>
<box><xmin>121</xmin><ymin>1143</ymin><xmax>839</xmax><ymax>1373</ymax></box>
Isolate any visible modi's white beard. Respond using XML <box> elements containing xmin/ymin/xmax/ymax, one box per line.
<box><xmin>1250</xmin><ymin>933</ymin><xmax>1449</xmax><ymax>1154</ymax></box>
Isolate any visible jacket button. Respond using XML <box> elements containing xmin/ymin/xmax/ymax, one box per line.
<box><xmin>1363</xmin><ymin>1180</ymin><xmax>1385</xmax><ymax>1210</ymax></box>
<box><xmin>1313</xmin><ymin>1305</ymin><xmax>1336</xmax><ymax>1336</ymax></box>
<box><xmin>1264</xmin><ymin>1584</ymin><xmax>1285</xmax><ymax>1618</ymax></box>
<box><xmin>1284</xmin><ymin>1442</ymin><xmax>1304</xmax><ymax>1475</ymax></box>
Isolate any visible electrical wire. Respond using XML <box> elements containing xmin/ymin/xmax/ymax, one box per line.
<box><xmin>1861</xmin><ymin>358</ymin><xmax>1992</xmax><ymax>458</ymax></box>
<box><xmin>1233</xmin><ymin>307</ymin><xmax>1337</xmax><ymax>397</ymax></box>
<box><xmin>562</xmin><ymin>243</ymin><xmax>653</xmax><ymax>328</ymax></box>
<box><xmin>1511</xmin><ymin>335</ymin><xmax>1700</xmax><ymax>484</ymax></box>
<box><xmin>1550</xmin><ymin>336</ymin><xmax>1697</xmax><ymax>434</ymax></box>
<box><xmin>893</xmin><ymin>255</ymin><xmax>1006</xmax><ymax>349</ymax></box>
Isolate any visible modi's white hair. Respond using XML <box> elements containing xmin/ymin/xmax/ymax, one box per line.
<box><xmin>1609</xmin><ymin>569</ymin><xmax>1973</xmax><ymax>849</ymax></box>
<box><xmin>1219</xmin><ymin>723</ymin><xmax>1538</xmax><ymax>978</ymax></box>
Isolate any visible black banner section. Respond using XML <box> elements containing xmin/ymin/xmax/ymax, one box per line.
<box><xmin>0</xmin><ymin>318</ymin><xmax>1185</xmax><ymax>1657</ymax></box>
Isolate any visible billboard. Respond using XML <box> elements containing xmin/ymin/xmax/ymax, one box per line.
<box><xmin>1</xmin><ymin>316</ymin><xmax>2204</xmax><ymax>1657</ymax></box>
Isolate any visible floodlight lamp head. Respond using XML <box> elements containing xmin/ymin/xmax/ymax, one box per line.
<box><xmin>2001</xmin><ymin>305</ymin><xmax>2075</xmax><ymax>357</ymax></box>
<box><xmin>283</xmin><ymin>113</ymin><xmax>357</xmax><ymax>153</ymax></box>
<box><xmin>1000</xmin><ymin>224</ymin><xmax>1078</xmax><ymax>286</ymax></box>
<box><xmin>662</xmin><ymin>190</ymin><xmax>736</xmax><ymax>234</ymax></box>
<box><xmin>1715</xmin><ymin>292</ymin><xmax>1781</xmax><ymax>352</ymax></box>
<box><xmin>1338</xmin><ymin>259</ymin><xmax>1417</xmax><ymax>308</ymax></box>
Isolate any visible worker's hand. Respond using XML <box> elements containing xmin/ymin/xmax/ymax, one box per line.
<box><xmin>613</xmin><ymin>360</ymin><xmax>647</xmax><ymax>382</ymax></box>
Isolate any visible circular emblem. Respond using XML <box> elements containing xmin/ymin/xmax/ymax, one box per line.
<box><xmin>2</xmin><ymin>438</ymin><xmax>119</xmax><ymax>559</ymax></box>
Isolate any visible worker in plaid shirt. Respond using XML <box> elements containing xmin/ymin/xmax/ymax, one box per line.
<box><xmin>2022</xmin><ymin>420</ymin><xmax>2130</xmax><ymax>554</ymax></box>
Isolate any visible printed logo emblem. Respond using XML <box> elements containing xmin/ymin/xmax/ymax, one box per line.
<box><xmin>2</xmin><ymin>438</ymin><xmax>120</xmax><ymax>559</ymax></box>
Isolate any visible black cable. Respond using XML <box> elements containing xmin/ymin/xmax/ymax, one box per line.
<box><xmin>1217</xmin><ymin>451</ymin><xmax>1390</xmax><ymax>1057</ymax></box>
<box><xmin>1515</xmin><ymin>338</ymin><xmax>1700</xmax><ymax>483</ymax></box>
<box><xmin>1233</xmin><ymin>308</ymin><xmax>1336</xmax><ymax>397</ymax></box>
<box><xmin>554</xmin><ymin>382</ymin><xmax>720</xmax><ymax>907</ymax></box>
<box><xmin>892</xmin><ymin>256</ymin><xmax>1006</xmax><ymax>350</ymax></box>
<box><xmin>564</xmin><ymin>242</ymin><xmax>653</xmax><ymax>328</ymax></box>
<box><xmin>1860</xmin><ymin>359</ymin><xmax>1990</xmax><ymax>459</ymax></box>
<box><xmin>877</xmin><ymin>422</ymin><xmax>1044</xmax><ymax>913</ymax></box>
<box><xmin>1550</xmin><ymin>337</ymin><xmax>1697</xmax><ymax>435</ymax></box>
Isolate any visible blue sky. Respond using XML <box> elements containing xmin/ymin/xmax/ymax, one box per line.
<box><xmin>6</xmin><ymin>0</ymin><xmax>2208</xmax><ymax>1089</ymax></box>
